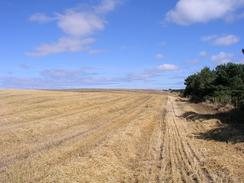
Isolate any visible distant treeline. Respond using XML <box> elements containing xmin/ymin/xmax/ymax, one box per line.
<box><xmin>183</xmin><ymin>63</ymin><xmax>244</xmax><ymax>110</ymax></box>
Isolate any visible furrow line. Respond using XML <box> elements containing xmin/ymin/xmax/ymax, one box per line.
<box><xmin>0</xmin><ymin>96</ymin><xmax>152</xmax><ymax>176</ymax></box>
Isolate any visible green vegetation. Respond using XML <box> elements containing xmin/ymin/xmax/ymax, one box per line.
<box><xmin>183</xmin><ymin>63</ymin><xmax>244</xmax><ymax>110</ymax></box>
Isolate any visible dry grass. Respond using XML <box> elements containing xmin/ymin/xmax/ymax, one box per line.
<box><xmin>0</xmin><ymin>90</ymin><xmax>243</xmax><ymax>182</ymax></box>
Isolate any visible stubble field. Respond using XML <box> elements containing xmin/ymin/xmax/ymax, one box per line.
<box><xmin>0</xmin><ymin>90</ymin><xmax>243</xmax><ymax>182</ymax></box>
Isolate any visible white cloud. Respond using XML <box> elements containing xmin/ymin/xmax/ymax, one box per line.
<box><xmin>158</xmin><ymin>64</ymin><xmax>179</xmax><ymax>71</ymax></box>
<box><xmin>166</xmin><ymin>0</ymin><xmax>244</xmax><ymax>25</ymax></box>
<box><xmin>211</xmin><ymin>52</ymin><xmax>233</xmax><ymax>64</ymax></box>
<box><xmin>199</xmin><ymin>51</ymin><xmax>208</xmax><ymax>57</ymax></box>
<box><xmin>26</xmin><ymin>37</ymin><xmax>95</xmax><ymax>56</ymax></box>
<box><xmin>30</xmin><ymin>0</ymin><xmax>120</xmax><ymax>37</ymax></box>
<box><xmin>29</xmin><ymin>13</ymin><xmax>56</xmax><ymax>23</ymax></box>
<box><xmin>57</xmin><ymin>0</ymin><xmax>121</xmax><ymax>37</ymax></box>
<box><xmin>155</xmin><ymin>53</ymin><xmax>164</xmax><ymax>60</ymax></box>
<box><xmin>214</xmin><ymin>35</ymin><xmax>240</xmax><ymax>46</ymax></box>
<box><xmin>57</xmin><ymin>11</ymin><xmax>105</xmax><ymax>37</ymax></box>
<box><xmin>95</xmin><ymin>0</ymin><xmax>121</xmax><ymax>14</ymax></box>
<box><xmin>28</xmin><ymin>0</ymin><xmax>121</xmax><ymax>56</ymax></box>
<box><xmin>121</xmin><ymin>64</ymin><xmax>180</xmax><ymax>82</ymax></box>
<box><xmin>202</xmin><ymin>34</ymin><xmax>240</xmax><ymax>46</ymax></box>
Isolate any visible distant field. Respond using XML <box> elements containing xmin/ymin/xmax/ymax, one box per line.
<box><xmin>0</xmin><ymin>90</ymin><xmax>243</xmax><ymax>182</ymax></box>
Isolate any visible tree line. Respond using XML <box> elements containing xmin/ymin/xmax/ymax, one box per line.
<box><xmin>183</xmin><ymin>63</ymin><xmax>244</xmax><ymax>110</ymax></box>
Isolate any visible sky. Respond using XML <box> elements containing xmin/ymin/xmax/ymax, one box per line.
<box><xmin>0</xmin><ymin>0</ymin><xmax>243</xmax><ymax>89</ymax></box>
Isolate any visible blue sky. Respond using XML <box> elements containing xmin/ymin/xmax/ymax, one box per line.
<box><xmin>0</xmin><ymin>0</ymin><xmax>243</xmax><ymax>89</ymax></box>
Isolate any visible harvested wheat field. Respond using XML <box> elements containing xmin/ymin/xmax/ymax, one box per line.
<box><xmin>0</xmin><ymin>90</ymin><xmax>243</xmax><ymax>183</ymax></box>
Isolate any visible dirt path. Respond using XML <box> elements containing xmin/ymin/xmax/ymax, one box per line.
<box><xmin>153</xmin><ymin>96</ymin><xmax>214</xmax><ymax>183</ymax></box>
<box><xmin>174</xmin><ymin>96</ymin><xmax>244</xmax><ymax>183</ymax></box>
<box><xmin>0</xmin><ymin>90</ymin><xmax>243</xmax><ymax>182</ymax></box>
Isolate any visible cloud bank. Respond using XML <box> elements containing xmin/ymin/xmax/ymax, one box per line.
<box><xmin>0</xmin><ymin>64</ymin><xmax>180</xmax><ymax>89</ymax></box>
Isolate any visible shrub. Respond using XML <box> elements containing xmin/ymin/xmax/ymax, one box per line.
<box><xmin>183</xmin><ymin>63</ymin><xmax>244</xmax><ymax>109</ymax></box>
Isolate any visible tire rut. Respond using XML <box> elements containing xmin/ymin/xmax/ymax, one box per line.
<box><xmin>154</xmin><ymin>96</ymin><xmax>216</xmax><ymax>183</ymax></box>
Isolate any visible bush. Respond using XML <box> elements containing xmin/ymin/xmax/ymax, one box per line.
<box><xmin>239</xmin><ymin>100</ymin><xmax>244</xmax><ymax>110</ymax></box>
<box><xmin>183</xmin><ymin>63</ymin><xmax>244</xmax><ymax>109</ymax></box>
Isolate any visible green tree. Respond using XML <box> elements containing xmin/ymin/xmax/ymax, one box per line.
<box><xmin>183</xmin><ymin>63</ymin><xmax>244</xmax><ymax>109</ymax></box>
